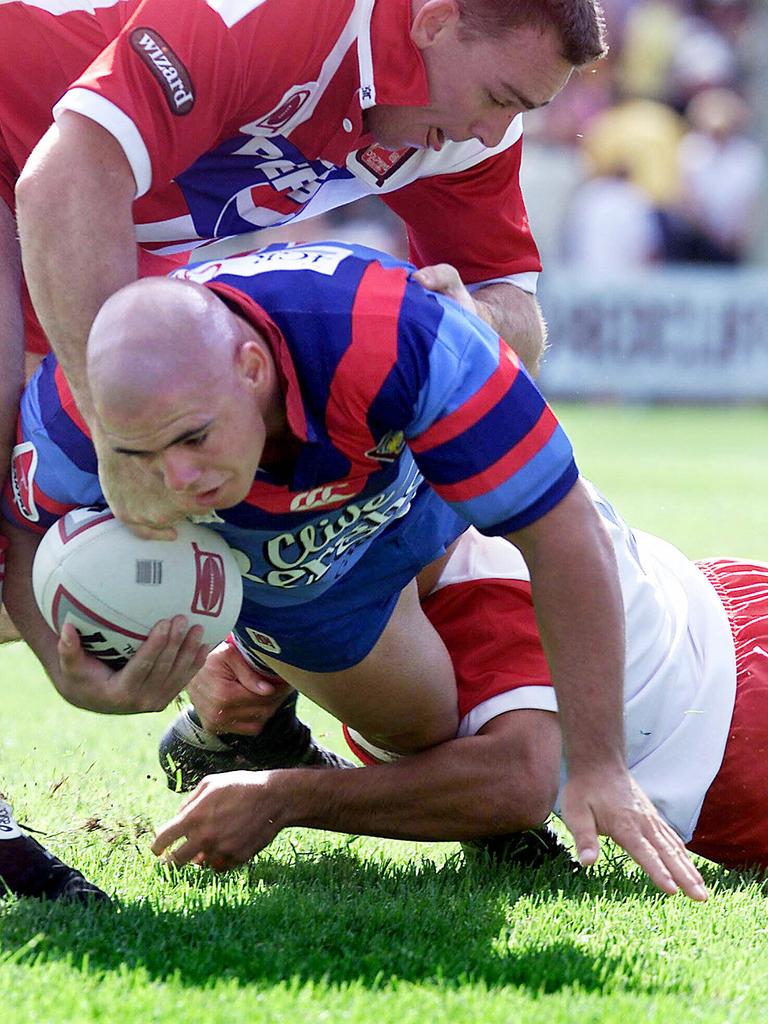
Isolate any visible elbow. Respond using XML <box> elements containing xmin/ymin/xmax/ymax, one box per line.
<box><xmin>15</xmin><ymin>158</ymin><xmax>59</xmax><ymax>245</ymax></box>
<box><xmin>15</xmin><ymin>165</ymin><xmax>40</xmax><ymax>226</ymax></box>
<box><xmin>477</xmin><ymin>722</ymin><xmax>560</xmax><ymax>834</ymax></box>
<box><xmin>487</xmin><ymin>773</ymin><xmax>556</xmax><ymax>833</ymax></box>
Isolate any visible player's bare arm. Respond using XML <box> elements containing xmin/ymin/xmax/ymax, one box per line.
<box><xmin>412</xmin><ymin>264</ymin><xmax>547</xmax><ymax>375</ymax></box>
<box><xmin>507</xmin><ymin>479</ymin><xmax>707</xmax><ymax>902</ymax></box>
<box><xmin>152</xmin><ymin>709</ymin><xmax>562</xmax><ymax>870</ymax></box>
<box><xmin>16</xmin><ymin>117</ymin><xmax>194</xmax><ymax>539</ymax></box>
<box><xmin>470</xmin><ymin>282</ymin><xmax>547</xmax><ymax>376</ymax></box>
<box><xmin>1</xmin><ymin>520</ymin><xmax>210</xmax><ymax>713</ymax></box>
<box><xmin>16</xmin><ymin>112</ymin><xmax>137</xmax><ymax>423</ymax></box>
<box><xmin>0</xmin><ymin>199</ymin><xmax>26</xmax><ymax>639</ymax></box>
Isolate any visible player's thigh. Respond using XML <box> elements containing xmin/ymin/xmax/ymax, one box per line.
<box><xmin>261</xmin><ymin>579</ymin><xmax>458</xmax><ymax>753</ymax></box>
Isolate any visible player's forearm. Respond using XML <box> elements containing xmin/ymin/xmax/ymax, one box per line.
<box><xmin>471</xmin><ymin>283</ymin><xmax>547</xmax><ymax>376</ymax></box>
<box><xmin>510</xmin><ymin>479</ymin><xmax>626</xmax><ymax>774</ymax></box>
<box><xmin>0</xmin><ymin>202</ymin><xmax>26</xmax><ymax>476</ymax></box>
<box><xmin>16</xmin><ymin>114</ymin><xmax>138</xmax><ymax>424</ymax></box>
<box><xmin>267</xmin><ymin>735</ymin><xmax>552</xmax><ymax>842</ymax></box>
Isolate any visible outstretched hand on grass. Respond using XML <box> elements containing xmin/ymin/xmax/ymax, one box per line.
<box><xmin>561</xmin><ymin>766</ymin><xmax>709</xmax><ymax>901</ymax></box>
<box><xmin>152</xmin><ymin>771</ymin><xmax>283</xmax><ymax>870</ymax></box>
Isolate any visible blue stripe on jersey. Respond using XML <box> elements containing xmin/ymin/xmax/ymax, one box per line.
<box><xmin>34</xmin><ymin>359</ymin><xmax>98</xmax><ymax>476</ymax></box>
<box><xmin>484</xmin><ymin>462</ymin><xmax>580</xmax><ymax>535</ymax></box>
<box><xmin>414</xmin><ymin>375</ymin><xmax>548</xmax><ymax>487</ymax></box>
<box><xmin>448</xmin><ymin>433</ymin><xmax>578</xmax><ymax>533</ymax></box>
<box><xmin>21</xmin><ymin>377</ymin><xmax>103</xmax><ymax>513</ymax></box>
<box><xmin>404</xmin><ymin>295</ymin><xmax>503</xmax><ymax>436</ymax></box>
<box><xmin>395</xmin><ymin>293</ymin><xmax>575</xmax><ymax>527</ymax></box>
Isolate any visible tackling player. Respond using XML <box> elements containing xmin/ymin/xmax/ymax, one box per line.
<box><xmin>1</xmin><ymin>242</ymin><xmax>705</xmax><ymax>900</ymax></box>
<box><xmin>153</xmin><ymin>522</ymin><xmax>768</xmax><ymax>875</ymax></box>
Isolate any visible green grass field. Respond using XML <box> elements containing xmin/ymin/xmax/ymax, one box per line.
<box><xmin>3</xmin><ymin>404</ymin><xmax>768</xmax><ymax>1023</ymax></box>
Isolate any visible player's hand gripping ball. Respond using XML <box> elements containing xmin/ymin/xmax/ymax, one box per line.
<box><xmin>32</xmin><ymin>507</ymin><xmax>243</xmax><ymax>668</ymax></box>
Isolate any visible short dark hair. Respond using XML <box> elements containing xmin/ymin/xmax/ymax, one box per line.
<box><xmin>456</xmin><ymin>0</ymin><xmax>608</xmax><ymax>67</ymax></box>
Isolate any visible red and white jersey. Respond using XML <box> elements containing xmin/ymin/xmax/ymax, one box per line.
<box><xmin>38</xmin><ymin>0</ymin><xmax>540</xmax><ymax>288</ymax></box>
<box><xmin>427</xmin><ymin>483</ymin><xmax>736</xmax><ymax>843</ymax></box>
<box><xmin>0</xmin><ymin>0</ymin><xmax>185</xmax><ymax>353</ymax></box>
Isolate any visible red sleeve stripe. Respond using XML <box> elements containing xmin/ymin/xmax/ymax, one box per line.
<box><xmin>1</xmin><ymin>501</ymin><xmax>46</xmax><ymax>535</ymax></box>
<box><xmin>325</xmin><ymin>263</ymin><xmax>407</xmax><ymax>467</ymax></box>
<box><xmin>33</xmin><ymin>484</ymin><xmax>76</xmax><ymax>518</ymax></box>
<box><xmin>409</xmin><ymin>339</ymin><xmax>519</xmax><ymax>454</ymax></box>
<box><xmin>53</xmin><ymin>365</ymin><xmax>90</xmax><ymax>438</ymax></box>
<box><xmin>433</xmin><ymin>404</ymin><xmax>559</xmax><ymax>503</ymax></box>
<box><xmin>242</xmin><ymin>477</ymin><xmax>295</xmax><ymax>512</ymax></box>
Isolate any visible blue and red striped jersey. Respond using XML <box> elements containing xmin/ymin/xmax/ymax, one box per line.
<box><xmin>4</xmin><ymin>242</ymin><xmax>577</xmax><ymax>608</ymax></box>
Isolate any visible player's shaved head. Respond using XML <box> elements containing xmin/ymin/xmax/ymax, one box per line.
<box><xmin>86</xmin><ymin>275</ymin><xmax>283</xmax><ymax>513</ymax></box>
<box><xmin>87</xmin><ymin>277</ymin><xmax>240</xmax><ymax>424</ymax></box>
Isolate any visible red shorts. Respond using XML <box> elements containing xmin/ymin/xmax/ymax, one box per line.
<box><xmin>685</xmin><ymin>559</ymin><xmax>768</xmax><ymax>869</ymax></box>
<box><xmin>344</xmin><ymin>575</ymin><xmax>550</xmax><ymax>765</ymax></box>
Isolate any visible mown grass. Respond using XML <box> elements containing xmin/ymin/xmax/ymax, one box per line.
<box><xmin>3</xmin><ymin>404</ymin><xmax>768</xmax><ymax>1023</ymax></box>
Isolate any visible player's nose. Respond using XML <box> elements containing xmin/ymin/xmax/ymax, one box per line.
<box><xmin>160</xmin><ymin>450</ymin><xmax>201</xmax><ymax>492</ymax></box>
<box><xmin>472</xmin><ymin>111</ymin><xmax>517</xmax><ymax>149</ymax></box>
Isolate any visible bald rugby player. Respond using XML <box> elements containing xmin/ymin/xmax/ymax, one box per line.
<box><xmin>3</xmin><ymin>242</ymin><xmax>704</xmax><ymax>899</ymax></box>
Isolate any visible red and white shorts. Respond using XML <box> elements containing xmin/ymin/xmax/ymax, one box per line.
<box><xmin>688</xmin><ymin>558</ymin><xmax>768</xmax><ymax>869</ymax></box>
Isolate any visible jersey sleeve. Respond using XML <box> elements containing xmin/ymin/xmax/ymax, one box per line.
<box><xmin>380</xmin><ymin>142</ymin><xmax>542</xmax><ymax>287</ymax></box>
<box><xmin>2</xmin><ymin>359</ymin><xmax>103</xmax><ymax>535</ymax></box>
<box><xmin>55</xmin><ymin>0</ymin><xmax>247</xmax><ymax>197</ymax></box>
<box><xmin>400</xmin><ymin>290</ymin><xmax>578</xmax><ymax>534</ymax></box>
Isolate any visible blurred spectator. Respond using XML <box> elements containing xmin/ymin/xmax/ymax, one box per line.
<box><xmin>561</xmin><ymin>166</ymin><xmax>662</xmax><ymax>270</ymax></box>
<box><xmin>523</xmin><ymin>0</ymin><xmax>766</xmax><ymax>269</ymax></box>
<box><xmin>667</xmin><ymin>4</ymin><xmax>741</xmax><ymax>111</ymax></box>
<box><xmin>668</xmin><ymin>86</ymin><xmax>765</xmax><ymax>262</ymax></box>
<box><xmin>618</xmin><ymin>0</ymin><xmax>689</xmax><ymax>103</ymax></box>
<box><xmin>579</xmin><ymin>98</ymin><xmax>686</xmax><ymax>208</ymax></box>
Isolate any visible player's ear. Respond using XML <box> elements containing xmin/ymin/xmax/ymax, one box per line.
<box><xmin>236</xmin><ymin>339</ymin><xmax>272</xmax><ymax>394</ymax></box>
<box><xmin>410</xmin><ymin>0</ymin><xmax>460</xmax><ymax>49</ymax></box>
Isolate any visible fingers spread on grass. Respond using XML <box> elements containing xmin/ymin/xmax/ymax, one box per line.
<box><xmin>562</xmin><ymin>770</ymin><xmax>707</xmax><ymax>901</ymax></box>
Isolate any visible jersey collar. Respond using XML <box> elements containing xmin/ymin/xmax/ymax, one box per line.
<box><xmin>204</xmin><ymin>281</ymin><xmax>312</xmax><ymax>445</ymax></box>
<box><xmin>360</xmin><ymin>0</ymin><xmax>430</xmax><ymax>109</ymax></box>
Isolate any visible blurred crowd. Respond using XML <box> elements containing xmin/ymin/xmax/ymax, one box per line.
<box><xmin>549</xmin><ymin>0</ymin><xmax>767</xmax><ymax>270</ymax></box>
<box><xmin>257</xmin><ymin>1</ymin><xmax>766</xmax><ymax>272</ymax></box>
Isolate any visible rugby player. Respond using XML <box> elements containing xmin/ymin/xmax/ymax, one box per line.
<box><xmin>14</xmin><ymin>0</ymin><xmax>607</xmax><ymax>528</ymax></box>
<box><xmin>153</xmin><ymin>522</ymin><xmax>768</xmax><ymax>875</ymax></box>
<box><xmin>1</xmin><ymin>242</ymin><xmax>705</xmax><ymax>899</ymax></box>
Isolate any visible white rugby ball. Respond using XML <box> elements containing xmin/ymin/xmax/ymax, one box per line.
<box><xmin>32</xmin><ymin>507</ymin><xmax>243</xmax><ymax>668</ymax></box>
